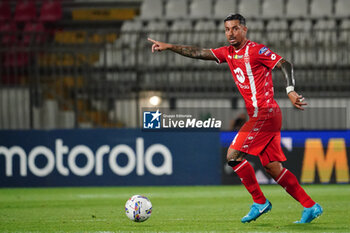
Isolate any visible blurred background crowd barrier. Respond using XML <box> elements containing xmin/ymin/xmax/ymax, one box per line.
<box><xmin>0</xmin><ymin>0</ymin><xmax>349</xmax><ymax>130</ymax></box>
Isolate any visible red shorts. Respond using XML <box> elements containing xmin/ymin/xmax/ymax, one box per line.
<box><xmin>230</xmin><ymin>111</ymin><xmax>286</xmax><ymax>166</ymax></box>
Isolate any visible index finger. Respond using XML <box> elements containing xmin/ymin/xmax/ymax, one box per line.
<box><xmin>147</xmin><ymin>38</ymin><xmax>157</xmax><ymax>43</ymax></box>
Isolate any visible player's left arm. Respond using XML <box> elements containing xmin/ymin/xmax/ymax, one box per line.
<box><xmin>275</xmin><ymin>59</ymin><xmax>307</xmax><ymax>110</ymax></box>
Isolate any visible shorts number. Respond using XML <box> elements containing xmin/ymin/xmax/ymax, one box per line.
<box><xmin>234</xmin><ymin>67</ymin><xmax>245</xmax><ymax>83</ymax></box>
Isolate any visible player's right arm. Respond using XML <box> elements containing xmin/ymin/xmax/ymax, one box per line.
<box><xmin>148</xmin><ymin>38</ymin><xmax>216</xmax><ymax>61</ymax></box>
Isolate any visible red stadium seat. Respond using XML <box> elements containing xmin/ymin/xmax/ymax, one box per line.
<box><xmin>14</xmin><ymin>0</ymin><xmax>37</xmax><ymax>22</ymax></box>
<box><xmin>40</xmin><ymin>0</ymin><xmax>62</xmax><ymax>22</ymax></box>
<box><xmin>3</xmin><ymin>48</ymin><xmax>29</xmax><ymax>67</ymax></box>
<box><xmin>22</xmin><ymin>21</ymin><xmax>46</xmax><ymax>45</ymax></box>
<box><xmin>0</xmin><ymin>0</ymin><xmax>11</xmax><ymax>22</ymax></box>
<box><xmin>0</xmin><ymin>21</ymin><xmax>18</xmax><ymax>45</ymax></box>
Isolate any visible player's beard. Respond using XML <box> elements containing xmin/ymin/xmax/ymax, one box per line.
<box><xmin>230</xmin><ymin>37</ymin><xmax>247</xmax><ymax>50</ymax></box>
<box><xmin>230</xmin><ymin>39</ymin><xmax>241</xmax><ymax>48</ymax></box>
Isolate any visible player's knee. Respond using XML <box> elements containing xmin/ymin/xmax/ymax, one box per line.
<box><xmin>226</xmin><ymin>149</ymin><xmax>245</xmax><ymax>167</ymax></box>
<box><xmin>226</xmin><ymin>149</ymin><xmax>241</xmax><ymax>161</ymax></box>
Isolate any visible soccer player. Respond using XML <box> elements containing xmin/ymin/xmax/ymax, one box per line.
<box><xmin>148</xmin><ymin>14</ymin><xmax>323</xmax><ymax>224</ymax></box>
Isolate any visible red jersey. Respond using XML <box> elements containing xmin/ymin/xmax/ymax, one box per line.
<box><xmin>211</xmin><ymin>40</ymin><xmax>282</xmax><ymax>118</ymax></box>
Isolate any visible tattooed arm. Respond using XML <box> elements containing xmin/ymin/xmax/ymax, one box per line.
<box><xmin>147</xmin><ymin>38</ymin><xmax>216</xmax><ymax>61</ymax></box>
<box><xmin>276</xmin><ymin>59</ymin><xmax>307</xmax><ymax>110</ymax></box>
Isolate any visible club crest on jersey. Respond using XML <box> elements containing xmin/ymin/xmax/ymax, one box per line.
<box><xmin>259</xmin><ymin>47</ymin><xmax>268</xmax><ymax>55</ymax></box>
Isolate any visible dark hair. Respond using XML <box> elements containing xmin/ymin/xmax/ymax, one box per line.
<box><xmin>224</xmin><ymin>13</ymin><xmax>246</xmax><ymax>26</ymax></box>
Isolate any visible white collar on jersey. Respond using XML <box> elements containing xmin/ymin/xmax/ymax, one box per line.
<box><xmin>234</xmin><ymin>40</ymin><xmax>249</xmax><ymax>53</ymax></box>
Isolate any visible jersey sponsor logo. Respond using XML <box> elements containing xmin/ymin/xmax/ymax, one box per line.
<box><xmin>236</xmin><ymin>82</ymin><xmax>250</xmax><ymax>89</ymax></box>
<box><xmin>271</xmin><ymin>54</ymin><xmax>276</xmax><ymax>60</ymax></box>
<box><xmin>233</xmin><ymin>67</ymin><xmax>245</xmax><ymax>83</ymax></box>
<box><xmin>264</xmin><ymin>50</ymin><xmax>271</xmax><ymax>56</ymax></box>
<box><xmin>234</xmin><ymin>54</ymin><xmax>243</xmax><ymax>59</ymax></box>
<box><xmin>259</xmin><ymin>46</ymin><xmax>268</xmax><ymax>55</ymax></box>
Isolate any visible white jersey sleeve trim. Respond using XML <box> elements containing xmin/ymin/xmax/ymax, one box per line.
<box><xmin>210</xmin><ymin>49</ymin><xmax>222</xmax><ymax>64</ymax></box>
<box><xmin>272</xmin><ymin>57</ymin><xmax>283</xmax><ymax>70</ymax></box>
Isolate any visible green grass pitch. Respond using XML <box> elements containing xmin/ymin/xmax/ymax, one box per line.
<box><xmin>0</xmin><ymin>184</ymin><xmax>349</xmax><ymax>233</ymax></box>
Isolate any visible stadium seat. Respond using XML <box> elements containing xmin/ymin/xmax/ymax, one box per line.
<box><xmin>95</xmin><ymin>43</ymin><xmax>117</xmax><ymax>67</ymax></box>
<box><xmin>262</xmin><ymin>0</ymin><xmax>284</xmax><ymax>18</ymax></box>
<box><xmin>216</xmin><ymin>20</ymin><xmax>227</xmax><ymax>46</ymax></box>
<box><xmin>0</xmin><ymin>0</ymin><xmax>11</xmax><ymax>22</ymax></box>
<box><xmin>114</xmin><ymin>20</ymin><xmax>143</xmax><ymax>67</ymax></box>
<box><xmin>165</xmin><ymin>0</ymin><xmax>187</xmax><ymax>19</ymax></box>
<box><xmin>266</xmin><ymin>20</ymin><xmax>289</xmax><ymax>58</ymax></box>
<box><xmin>3</xmin><ymin>47</ymin><xmax>29</xmax><ymax>67</ymax></box>
<box><xmin>335</xmin><ymin>0</ymin><xmax>350</xmax><ymax>17</ymax></box>
<box><xmin>338</xmin><ymin>19</ymin><xmax>350</xmax><ymax>65</ymax></box>
<box><xmin>291</xmin><ymin>20</ymin><xmax>312</xmax><ymax>44</ymax></box>
<box><xmin>168</xmin><ymin>20</ymin><xmax>193</xmax><ymax>66</ymax></box>
<box><xmin>310</xmin><ymin>0</ymin><xmax>332</xmax><ymax>17</ymax></box>
<box><xmin>290</xmin><ymin>20</ymin><xmax>313</xmax><ymax>65</ymax></box>
<box><xmin>189</xmin><ymin>0</ymin><xmax>212</xmax><ymax>19</ymax></box>
<box><xmin>266</xmin><ymin>20</ymin><xmax>288</xmax><ymax>42</ymax></box>
<box><xmin>193</xmin><ymin>20</ymin><xmax>217</xmax><ymax>67</ymax></box>
<box><xmin>0</xmin><ymin>21</ymin><xmax>18</xmax><ymax>45</ymax></box>
<box><xmin>118</xmin><ymin>20</ymin><xmax>143</xmax><ymax>49</ymax></box>
<box><xmin>145</xmin><ymin>20</ymin><xmax>168</xmax><ymax>66</ymax></box>
<box><xmin>146</xmin><ymin>20</ymin><xmax>168</xmax><ymax>42</ymax></box>
<box><xmin>168</xmin><ymin>20</ymin><xmax>192</xmax><ymax>44</ymax></box>
<box><xmin>14</xmin><ymin>0</ymin><xmax>37</xmax><ymax>22</ymax></box>
<box><xmin>286</xmin><ymin>0</ymin><xmax>308</xmax><ymax>18</ymax></box>
<box><xmin>247</xmin><ymin>20</ymin><xmax>264</xmax><ymax>43</ymax></box>
<box><xmin>140</xmin><ymin>0</ymin><xmax>163</xmax><ymax>20</ymax></box>
<box><xmin>213</xmin><ymin>0</ymin><xmax>237</xmax><ymax>20</ymax></box>
<box><xmin>193</xmin><ymin>20</ymin><xmax>217</xmax><ymax>45</ymax></box>
<box><xmin>314</xmin><ymin>19</ymin><xmax>336</xmax><ymax>43</ymax></box>
<box><xmin>39</xmin><ymin>0</ymin><xmax>62</xmax><ymax>22</ymax></box>
<box><xmin>22</xmin><ymin>21</ymin><xmax>46</xmax><ymax>45</ymax></box>
<box><xmin>238</xmin><ymin>0</ymin><xmax>260</xmax><ymax>18</ymax></box>
<box><xmin>339</xmin><ymin>19</ymin><xmax>350</xmax><ymax>43</ymax></box>
<box><xmin>313</xmin><ymin>19</ymin><xmax>337</xmax><ymax>65</ymax></box>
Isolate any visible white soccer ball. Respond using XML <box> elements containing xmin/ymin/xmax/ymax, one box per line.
<box><xmin>125</xmin><ymin>195</ymin><xmax>152</xmax><ymax>222</ymax></box>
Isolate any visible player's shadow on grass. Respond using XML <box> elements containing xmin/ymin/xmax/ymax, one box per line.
<box><xmin>252</xmin><ymin>222</ymin><xmax>337</xmax><ymax>232</ymax></box>
<box><xmin>283</xmin><ymin>223</ymin><xmax>338</xmax><ymax>232</ymax></box>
